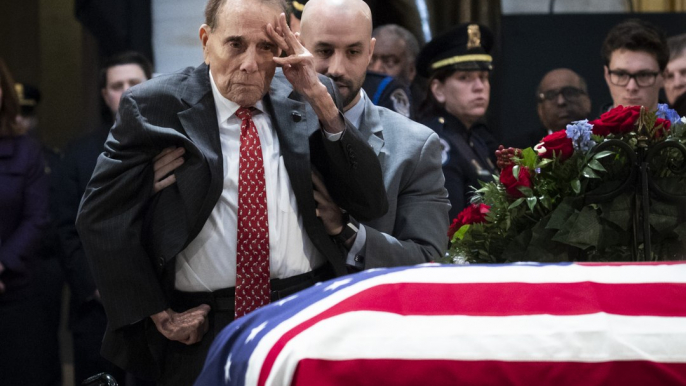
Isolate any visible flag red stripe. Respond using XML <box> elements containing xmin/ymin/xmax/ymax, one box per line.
<box><xmin>258</xmin><ymin>282</ymin><xmax>686</xmax><ymax>385</ymax></box>
<box><xmin>291</xmin><ymin>359</ymin><xmax>686</xmax><ymax>386</ymax></box>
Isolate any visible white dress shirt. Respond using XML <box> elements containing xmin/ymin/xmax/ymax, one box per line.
<box><xmin>174</xmin><ymin>72</ymin><xmax>325</xmax><ymax>292</ymax></box>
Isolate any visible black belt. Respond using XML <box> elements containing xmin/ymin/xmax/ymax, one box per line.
<box><xmin>172</xmin><ymin>264</ymin><xmax>335</xmax><ymax>312</ymax></box>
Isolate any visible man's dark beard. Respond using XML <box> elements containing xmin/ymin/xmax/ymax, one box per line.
<box><xmin>327</xmin><ymin>74</ymin><xmax>359</xmax><ymax>108</ymax></box>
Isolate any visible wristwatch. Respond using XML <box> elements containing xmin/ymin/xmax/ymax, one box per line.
<box><xmin>333</xmin><ymin>212</ymin><xmax>359</xmax><ymax>244</ymax></box>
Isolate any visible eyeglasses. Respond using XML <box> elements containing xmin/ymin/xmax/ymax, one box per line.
<box><xmin>608</xmin><ymin>70</ymin><xmax>660</xmax><ymax>87</ymax></box>
<box><xmin>538</xmin><ymin>86</ymin><xmax>587</xmax><ymax>103</ymax></box>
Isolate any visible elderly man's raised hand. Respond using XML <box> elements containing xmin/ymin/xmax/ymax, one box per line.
<box><xmin>268</xmin><ymin>13</ymin><xmax>321</xmax><ymax>97</ymax></box>
<box><xmin>267</xmin><ymin>13</ymin><xmax>344</xmax><ymax>134</ymax></box>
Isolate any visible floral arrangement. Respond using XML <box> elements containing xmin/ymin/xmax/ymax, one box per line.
<box><xmin>446</xmin><ymin>104</ymin><xmax>686</xmax><ymax>263</ymax></box>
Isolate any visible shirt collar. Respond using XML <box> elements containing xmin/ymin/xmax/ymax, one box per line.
<box><xmin>343</xmin><ymin>89</ymin><xmax>366</xmax><ymax>130</ymax></box>
<box><xmin>209</xmin><ymin>70</ymin><xmax>264</xmax><ymax>123</ymax></box>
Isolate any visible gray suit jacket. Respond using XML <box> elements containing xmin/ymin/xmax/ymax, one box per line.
<box><xmin>355</xmin><ymin>95</ymin><xmax>450</xmax><ymax>267</ymax></box>
<box><xmin>75</xmin><ymin>64</ymin><xmax>387</xmax><ymax>378</ymax></box>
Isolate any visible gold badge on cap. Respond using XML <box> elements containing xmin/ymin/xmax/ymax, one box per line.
<box><xmin>467</xmin><ymin>24</ymin><xmax>481</xmax><ymax>50</ymax></box>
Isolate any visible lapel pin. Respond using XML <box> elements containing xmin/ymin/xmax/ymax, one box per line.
<box><xmin>291</xmin><ymin>112</ymin><xmax>302</xmax><ymax>122</ymax></box>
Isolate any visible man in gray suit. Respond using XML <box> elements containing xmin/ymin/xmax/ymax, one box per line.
<box><xmin>299</xmin><ymin>0</ymin><xmax>449</xmax><ymax>267</ymax></box>
<box><xmin>75</xmin><ymin>0</ymin><xmax>386</xmax><ymax>383</ymax></box>
<box><xmin>157</xmin><ymin>0</ymin><xmax>449</xmax><ymax>268</ymax></box>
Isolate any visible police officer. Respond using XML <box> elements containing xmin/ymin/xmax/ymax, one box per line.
<box><xmin>417</xmin><ymin>23</ymin><xmax>498</xmax><ymax>220</ymax></box>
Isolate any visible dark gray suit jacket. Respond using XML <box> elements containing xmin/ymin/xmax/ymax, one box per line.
<box><xmin>355</xmin><ymin>93</ymin><xmax>449</xmax><ymax>268</ymax></box>
<box><xmin>75</xmin><ymin>64</ymin><xmax>386</xmax><ymax>378</ymax></box>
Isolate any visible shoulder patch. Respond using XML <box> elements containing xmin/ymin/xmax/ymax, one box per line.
<box><xmin>439</xmin><ymin>138</ymin><xmax>450</xmax><ymax>165</ymax></box>
<box><xmin>390</xmin><ymin>88</ymin><xmax>411</xmax><ymax>118</ymax></box>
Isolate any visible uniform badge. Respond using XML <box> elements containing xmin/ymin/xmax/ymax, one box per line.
<box><xmin>439</xmin><ymin>138</ymin><xmax>450</xmax><ymax>165</ymax></box>
<box><xmin>390</xmin><ymin>88</ymin><xmax>410</xmax><ymax>118</ymax></box>
<box><xmin>467</xmin><ymin>24</ymin><xmax>481</xmax><ymax>50</ymax></box>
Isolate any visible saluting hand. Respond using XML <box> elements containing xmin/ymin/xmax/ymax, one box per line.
<box><xmin>267</xmin><ymin>13</ymin><xmax>321</xmax><ymax>99</ymax></box>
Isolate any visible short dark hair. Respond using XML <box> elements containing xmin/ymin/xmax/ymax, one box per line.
<box><xmin>205</xmin><ymin>0</ymin><xmax>288</xmax><ymax>31</ymax></box>
<box><xmin>601</xmin><ymin>18</ymin><xmax>669</xmax><ymax>71</ymax></box>
<box><xmin>99</xmin><ymin>51</ymin><xmax>153</xmax><ymax>89</ymax></box>
<box><xmin>667</xmin><ymin>33</ymin><xmax>686</xmax><ymax>61</ymax></box>
<box><xmin>373</xmin><ymin>24</ymin><xmax>421</xmax><ymax>62</ymax></box>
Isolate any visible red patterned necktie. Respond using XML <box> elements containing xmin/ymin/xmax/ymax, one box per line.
<box><xmin>234</xmin><ymin>107</ymin><xmax>270</xmax><ymax>318</ymax></box>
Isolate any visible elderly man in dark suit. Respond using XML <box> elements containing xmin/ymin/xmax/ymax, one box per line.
<box><xmin>75</xmin><ymin>0</ymin><xmax>386</xmax><ymax>384</ymax></box>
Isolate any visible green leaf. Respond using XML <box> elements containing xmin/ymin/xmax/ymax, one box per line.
<box><xmin>536</xmin><ymin>158</ymin><xmax>553</xmax><ymax>169</ymax></box>
<box><xmin>582</xmin><ymin>167</ymin><xmax>599</xmax><ymax>179</ymax></box>
<box><xmin>513</xmin><ymin>165</ymin><xmax>520</xmax><ymax>180</ymax></box>
<box><xmin>508</xmin><ymin>197</ymin><xmax>525</xmax><ymax>209</ymax></box>
<box><xmin>592</xmin><ymin>150</ymin><xmax>614</xmax><ymax>160</ymax></box>
<box><xmin>526</xmin><ymin>196</ymin><xmax>538</xmax><ymax>211</ymax></box>
<box><xmin>521</xmin><ymin>147</ymin><xmax>538</xmax><ymax>169</ymax></box>
<box><xmin>571</xmin><ymin>179</ymin><xmax>581</xmax><ymax>194</ymax></box>
<box><xmin>519</xmin><ymin>186</ymin><xmax>534</xmax><ymax>197</ymax></box>
<box><xmin>454</xmin><ymin>224</ymin><xmax>470</xmax><ymax>241</ymax></box>
<box><xmin>587</xmin><ymin>159</ymin><xmax>606</xmax><ymax>172</ymax></box>
<box><xmin>547</xmin><ymin>197</ymin><xmax>577</xmax><ymax>230</ymax></box>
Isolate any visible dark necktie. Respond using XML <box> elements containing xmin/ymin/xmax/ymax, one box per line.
<box><xmin>234</xmin><ymin>107</ymin><xmax>270</xmax><ymax>318</ymax></box>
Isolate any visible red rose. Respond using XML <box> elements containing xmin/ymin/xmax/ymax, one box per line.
<box><xmin>654</xmin><ymin>118</ymin><xmax>671</xmax><ymax>138</ymax></box>
<box><xmin>448</xmin><ymin>203</ymin><xmax>491</xmax><ymax>238</ymax></box>
<box><xmin>499</xmin><ymin>164</ymin><xmax>532</xmax><ymax>198</ymax></box>
<box><xmin>537</xmin><ymin>130</ymin><xmax>574</xmax><ymax>161</ymax></box>
<box><xmin>589</xmin><ymin>105</ymin><xmax>640</xmax><ymax>136</ymax></box>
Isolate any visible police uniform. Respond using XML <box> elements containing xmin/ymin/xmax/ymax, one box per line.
<box><xmin>362</xmin><ymin>71</ymin><xmax>414</xmax><ymax>119</ymax></box>
<box><xmin>416</xmin><ymin>23</ymin><xmax>498</xmax><ymax>219</ymax></box>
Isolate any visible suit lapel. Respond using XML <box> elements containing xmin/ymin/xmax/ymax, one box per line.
<box><xmin>359</xmin><ymin>96</ymin><xmax>386</xmax><ymax>169</ymax></box>
<box><xmin>176</xmin><ymin>64</ymin><xmax>224</xmax><ymax>241</ymax></box>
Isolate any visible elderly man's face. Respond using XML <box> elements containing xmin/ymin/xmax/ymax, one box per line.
<box><xmin>537</xmin><ymin>70</ymin><xmax>591</xmax><ymax>133</ymax></box>
<box><xmin>604</xmin><ymin>49</ymin><xmax>663</xmax><ymax>111</ymax></box>
<box><xmin>200</xmin><ymin>0</ymin><xmax>281</xmax><ymax>106</ymax></box>
<box><xmin>369</xmin><ymin>33</ymin><xmax>414</xmax><ymax>84</ymax></box>
<box><xmin>300</xmin><ymin>7</ymin><xmax>374</xmax><ymax>110</ymax></box>
<box><xmin>664</xmin><ymin>54</ymin><xmax>686</xmax><ymax>105</ymax></box>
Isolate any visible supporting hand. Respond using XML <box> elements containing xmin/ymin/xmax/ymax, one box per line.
<box><xmin>153</xmin><ymin>147</ymin><xmax>185</xmax><ymax>193</ymax></box>
<box><xmin>312</xmin><ymin>169</ymin><xmax>345</xmax><ymax>235</ymax></box>
<box><xmin>150</xmin><ymin>304</ymin><xmax>211</xmax><ymax>345</ymax></box>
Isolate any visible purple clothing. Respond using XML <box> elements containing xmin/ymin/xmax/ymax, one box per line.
<box><xmin>0</xmin><ymin>134</ymin><xmax>49</xmax><ymax>295</ymax></box>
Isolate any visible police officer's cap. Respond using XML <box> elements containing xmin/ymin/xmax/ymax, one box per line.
<box><xmin>291</xmin><ymin>0</ymin><xmax>307</xmax><ymax>20</ymax></box>
<box><xmin>416</xmin><ymin>23</ymin><xmax>494</xmax><ymax>79</ymax></box>
<box><xmin>15</xmin><ymin>83</ymin><xmax>41</xmax><ymax>115</ymax></box>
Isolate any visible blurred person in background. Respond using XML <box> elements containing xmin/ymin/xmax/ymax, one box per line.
<box><xmin>417</xmin><ymin>23</ymin><xmax>497</xmax><ymax>220</ymax></box>
<box><xmin>0</xmin><ymin>57</ymin><xmax>51</xmax><ymax>386</ymax></box>
<box><xmin>664</xmin><ymin>33</ymin><xmax>686</xmax><ymax>114</ymax></box>
<box><xmin>529</xmin><ymin>68</ymin><xmax>591</xmax><ymax>146</ymax></box>
<box><xmin>364</xmin><ymin>23</ymin><xmax>420</xmax><ymax>119</ymax></box>
<box><xmin>54</xmin><ymin>51</ymin><xmax>153</xmax><ymax>386</ymax></box>
<box><xmin>15</xmin><ymin>82</ymin><xmax>65</xmax><ymax>386</ymax></box>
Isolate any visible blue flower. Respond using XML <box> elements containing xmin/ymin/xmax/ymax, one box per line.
<box><xmin>566</xmin><ymin>120</ymin><xmax>596</xmax><ymax>153</ymax></box>
<box><xmin>656</xmin><ymin>103</ymin><xmax>681</xmax><ymax>125</ymax></box>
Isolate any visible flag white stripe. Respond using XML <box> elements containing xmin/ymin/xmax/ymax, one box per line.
<box><xmin>245</xmin><ymin>263</ymin><xmax>686</xmax><ymax>386</ymax></box>
<box><xmin>263</xmin><ymin>312</ymin><xmax>686</xmax><ymax>386</ymax></box>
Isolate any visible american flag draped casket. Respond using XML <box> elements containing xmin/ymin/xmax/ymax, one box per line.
<box><xmin>194</xmin><ymin>262</ymin><xmax>686</xmax><ymax>386</ymax></box>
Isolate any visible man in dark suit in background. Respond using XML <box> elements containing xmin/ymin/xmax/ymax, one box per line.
<box><xmin>75</xmin><ymin>0</ymin><xmax>386</xmax><ymax>384</ymax></box>
<box><xmin>55</xmin><ymin>51</ymin><xmax>153</xmax><ymax>385</ymax></box>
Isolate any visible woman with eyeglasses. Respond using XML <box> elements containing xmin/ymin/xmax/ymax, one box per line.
<box><xmin>417</xmin><ymin>24</ymin><xmax>498</xmax><ymax>220</ymax></box>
